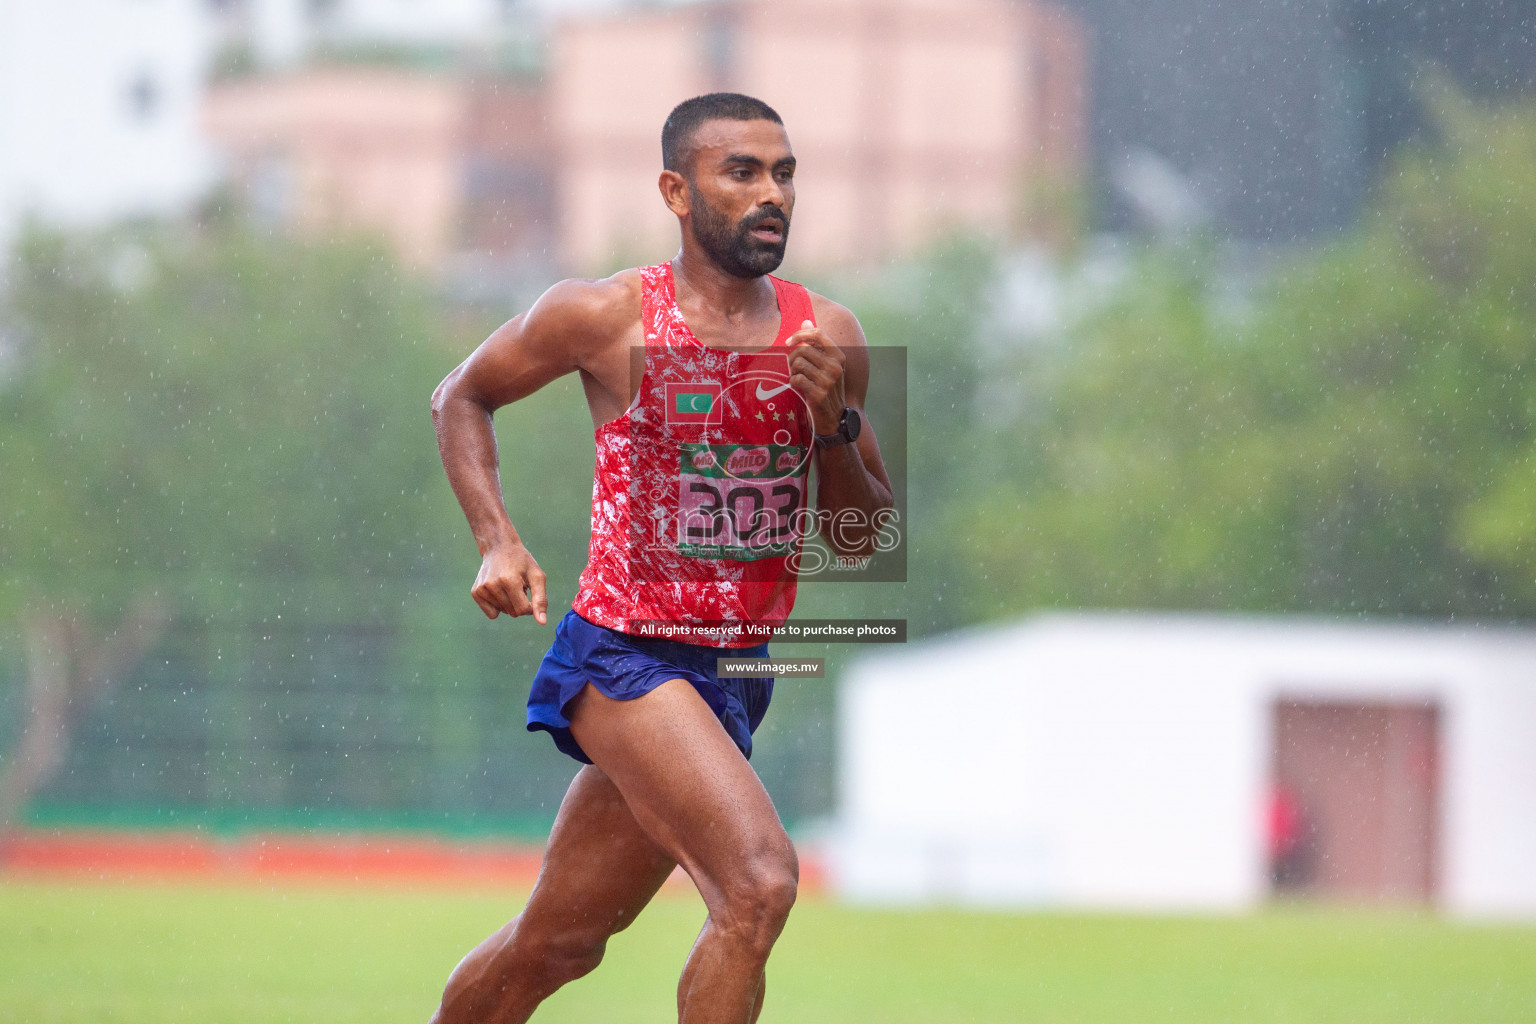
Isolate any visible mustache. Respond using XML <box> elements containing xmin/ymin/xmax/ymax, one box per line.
<box><xmin>743</xmin><ymin>208</ymin><xmax>788</xmax><ymax>231</ymax></box>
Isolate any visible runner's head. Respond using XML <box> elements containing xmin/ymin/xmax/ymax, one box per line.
<box><xmin>660</xmin><ymin>93</ymin><xmax>794</xmax><ymax>279</ymax></box>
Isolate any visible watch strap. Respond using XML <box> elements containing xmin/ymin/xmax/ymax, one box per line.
<box><xmin>815</xmin><ymin>407</ymin><xmax>860</xmax><ymax>449</ymax></box>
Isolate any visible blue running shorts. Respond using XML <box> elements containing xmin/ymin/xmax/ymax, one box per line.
<box><xmin>526</xmin><ymin>610</ymin><xmax>774</xmax><ymax>765</ymax></box>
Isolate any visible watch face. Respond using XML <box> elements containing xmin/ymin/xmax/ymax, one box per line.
<box><xmin>816</xmin><ymin>407</ymin><xmax>861</xmax><ymax>448</ymax></box>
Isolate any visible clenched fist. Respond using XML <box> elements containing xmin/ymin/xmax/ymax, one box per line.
<box><xmin>472</xmin><ymin>542</ymin><xmax>549</xmax><ymax>624</ymax></box>
<box><xmin>787</xmin><ymin>319</ymin><xmax>847</xmax><ymax>436</ymax></box>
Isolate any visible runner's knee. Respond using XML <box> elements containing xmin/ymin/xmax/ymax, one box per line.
<box><xmin>514</xmin><ymin>928</ymin><xmax>608</xmax><ymax>991</ymax></box>
<box><xmin>715</xmin><ymin>847</ymin><xmax>798</xmax><ymax>955</ymax></box>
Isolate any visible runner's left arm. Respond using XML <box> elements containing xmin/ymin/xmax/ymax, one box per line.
<box><xmin>789</xmin><ymin>301</ymin><xmax>895</xmax><ymax>558</ymax></box>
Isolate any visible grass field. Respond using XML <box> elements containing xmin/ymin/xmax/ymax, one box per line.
<box><xmin>3</xmin><ymin>878</ymin><xmax>1534</xmax><ymax>1023</ymax></box>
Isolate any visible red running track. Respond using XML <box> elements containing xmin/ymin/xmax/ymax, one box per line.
<box><xmin>0</xmin><ymin>829</ymin><xmax>827</xmax><ymax>891</ymax></box>
<box><xmin>0</xmin><ymin>829</ymin><xmax>547</xmax><ymax>887</ymax></box>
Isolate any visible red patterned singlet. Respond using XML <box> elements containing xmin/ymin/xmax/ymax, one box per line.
<box><xmin>572</xmin><ymin>263</ymin><xmax>816</xmax><ymax>647</ymax></box>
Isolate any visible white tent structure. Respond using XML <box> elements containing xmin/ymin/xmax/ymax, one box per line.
<box><xmin>831</xmin><ymin>613</ymin><xmax>1536</xmax><ymax>918</ymax></box>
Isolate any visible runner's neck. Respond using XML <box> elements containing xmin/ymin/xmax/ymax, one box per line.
<box><xmin>669</xmin><ymin>254</ymin><xmax>780</xmax><ymax>340</ymax></box>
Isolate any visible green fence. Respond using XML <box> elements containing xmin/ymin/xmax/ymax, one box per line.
<box><xmin>1</xmin><ymin>616</ymin><xmax>837</xmax><ymax>840</ymax></box>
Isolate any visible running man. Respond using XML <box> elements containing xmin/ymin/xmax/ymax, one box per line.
<box><xmin>429</xmin><ymin>93</ymin><xmax>893</xmax><ymax>1024</ymax></box>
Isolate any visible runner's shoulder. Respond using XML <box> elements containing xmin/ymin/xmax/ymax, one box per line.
<box><xmin>526</xmin><ymin>269</ymin><xmax>644</xmax><ymax>351</ymax></box>
<box><xmin>806</xmin><ymin>291</ymin><xmax>867</xmax><ymax>348</ymax></box>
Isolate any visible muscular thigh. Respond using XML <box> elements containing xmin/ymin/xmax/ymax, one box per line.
<box><xmin>567</xmin><ymin>679</ymin><xmax>794</xmax><ymax>910</ymax></box>
<box><xmin>518</xmin><ymin>764</ymin><xmax>677</xmax><ymax>941</ymax></box>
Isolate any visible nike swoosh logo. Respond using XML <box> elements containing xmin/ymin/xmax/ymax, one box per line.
<box><xmin>755</xmin><ymin>382</ymin><xmax>794</xmax><ymax>400</ymax></box>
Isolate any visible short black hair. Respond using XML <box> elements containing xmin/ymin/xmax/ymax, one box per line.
<box><xmin>661</xmin><ymin>93</ymin><xmax>783</xmax><ymax>175</ymax></box>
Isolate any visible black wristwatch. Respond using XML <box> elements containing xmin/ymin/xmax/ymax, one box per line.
<box><xmin>814</xmin><ymin>406</ymin><xmax>862</xmax><ymax>449</ymax></box>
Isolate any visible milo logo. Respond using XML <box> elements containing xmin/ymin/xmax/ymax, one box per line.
<box><xmin>726</xmin><ymin>446</ymin><xmax>771</xmax><ymax>476</ymax></box>
<box><xmin>775</xmin><ymin>450</ymin><xmax>799</xmax><ymax>473</ymax></box>
<box><xmin>690</xmin><ymin>449</ymin><xmax>718</xmax><ymax>471</ymax></box>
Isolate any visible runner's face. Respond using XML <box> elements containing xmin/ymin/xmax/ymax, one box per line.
<box><xmin>684</xmin><ymin>119</ymin><xmax>796</xmax><ymax>278</ymax></box>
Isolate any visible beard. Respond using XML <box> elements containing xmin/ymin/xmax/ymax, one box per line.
<box><xmin>688</xmin><ymin>185</ymin><xmax>789</xmax><ymax>278</ymax></box>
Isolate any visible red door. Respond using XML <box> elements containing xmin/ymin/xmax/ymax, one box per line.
<box><xmin>1269</xmin><ymin>699</ymin><xmax>1440</xmax><ymax>902</ymax></box>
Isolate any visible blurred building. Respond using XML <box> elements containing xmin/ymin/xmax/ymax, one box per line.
<box><xmin>203</xmin><ymin>70</ymin><xmax>552</xmax><ymax>270</ymax></box>
<box><xmin>215</xmin><ymin>0</ymin><xmax>521</xmax><ymax>68</ymax></box>
<box><xmin>0</xmin><ymin>0</ymin><xmax>215</xmax><ymax>253</ymax></box>
<box><xmin>201</xmin><ymin>0</ymin><xmax>1086</xmax><ymax>278</ymax></box>
<box><xmin>835</xmin><ymin>613</ymin><xmax>1536</xmax><ymax>918</ymax></box>
<box><xmin>0</xmin><ymin>0</ymin><xmax>532</xmax><ymax>259</ymax></box>
<box><xmin>9</xmin><ymin>0</ymin><xmax>1527</xmax><ymax>264</ymax></box>
<box><xmin>550</xmin><ymin>0</ymin><xmax>1086</xmax><ymax>273</ymax></box>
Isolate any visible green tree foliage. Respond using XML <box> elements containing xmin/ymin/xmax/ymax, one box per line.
<box><xmin>953</xmin><ymin>95</ymin><xmax>1536</xmax><ymax>622</ymax></box>
<box><xmin>0</xmin><ymin>222</ymin><xmax>606</xmax><ymax>826</ymax></box>
<box><xmin>0</xmin><ymin>227</ymin><xmax>461</xmax><ymax>620</ymax></box>
<box><xmin>0</xmin><ymin>224</ymin><xmax>475</xmax><ymax>822</ymax></box>
<box><xmin>0</xmin><ymin>219</ymin><xmax>612</xmax><ymax>649</ymax></box>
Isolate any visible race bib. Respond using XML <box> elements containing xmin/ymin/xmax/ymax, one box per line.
<box><xmin>676</xmin><ymin>443</ymin><xmax>808</xmax><ymax>560</ymax></box>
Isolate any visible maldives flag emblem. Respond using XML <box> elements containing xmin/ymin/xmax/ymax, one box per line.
<box><xmin>665</xmin><ymin>381</ymin><xmax>721</xmax><ymax>424</ymax></box>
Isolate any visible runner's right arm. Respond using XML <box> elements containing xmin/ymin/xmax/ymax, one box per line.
<box><xmin>430</xmin><ymin>279</ymin><xmax>626</xmax><ymax>623</ymax></box>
